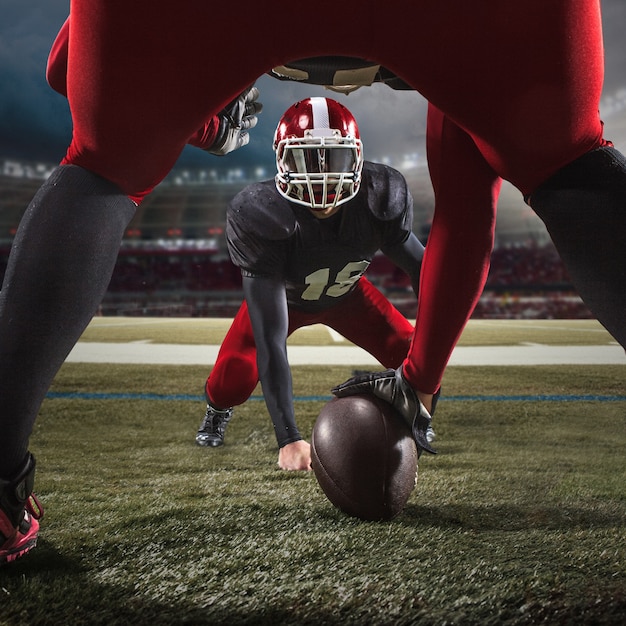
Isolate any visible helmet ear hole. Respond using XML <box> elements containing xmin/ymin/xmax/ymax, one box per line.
<box><xmin>274</xmin><ymin>97</ymin><xmax>363</xmax><ymax>210</ymax></box>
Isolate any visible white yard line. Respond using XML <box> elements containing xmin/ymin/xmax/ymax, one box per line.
<box><xmin>66</xmin><ymin>342</ymin><xmax>626</xmax><ymax>366</ymax></box>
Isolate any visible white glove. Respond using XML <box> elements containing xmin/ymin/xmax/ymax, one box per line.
<box><xmin>207</xmin><ymin>85</ymin><xmax>263</xmax><ymax>156</ymax></box>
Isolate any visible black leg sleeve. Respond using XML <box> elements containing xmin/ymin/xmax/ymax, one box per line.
<box><xmin>529</xmin><ymin>146</ymin><xmax>626</xmax><ymax>349</ymax></box>
<box><xmin>0</xmin><ymin>165</ymin><xmax>136</xmax><ymax>475</ymax></box>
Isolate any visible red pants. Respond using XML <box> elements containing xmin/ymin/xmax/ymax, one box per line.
<box><xmin>62</xmin><ymin>0</ymin><xmax>606</xmax><ymax>393</ymax></box>
<box><xmin>206</xmin><ymin>278</ymin><xmax>413</xmax><ymax>408</ymax></box>
<box><xmin>63</xmin><ymin>1</ymin><xmax>603</xmax><ymax>201</ymax></box>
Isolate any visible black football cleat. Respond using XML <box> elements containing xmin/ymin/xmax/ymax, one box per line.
<box><xmin>195</xmin><ymin>403</ymin><xmax>233</xmax><ymax>447</ymax></box>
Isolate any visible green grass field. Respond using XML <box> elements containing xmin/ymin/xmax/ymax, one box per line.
<box><xmin>1</xmin><ymin>319</ymin><xmax>625</xmax><ymax>625</ymax></box>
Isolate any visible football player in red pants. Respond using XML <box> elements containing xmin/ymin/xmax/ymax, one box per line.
<box><xmin>195</xmin><ymin>97</ymin><xmax>433</xmax><ymax>471</ymax></box>
<box><xmin>2</xmin><ymin>1</ymin><xmax>624</xmax><ymax>562</ymax></box>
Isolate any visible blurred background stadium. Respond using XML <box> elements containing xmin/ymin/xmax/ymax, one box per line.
<box><xmin>2</xmin><ymin>1</ymin><xmax>626</xmax><ymax>321</ymax></box>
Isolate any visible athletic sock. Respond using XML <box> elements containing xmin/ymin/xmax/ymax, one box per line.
<box><xmin>529</xmin><ymin>146</ymin><xmax>626</xmax><ymax>349</ymax></box>
<box><xmin>0</xmin><ymin>165</ymin><xmax>136</xmax><ymax>476</ymax></box>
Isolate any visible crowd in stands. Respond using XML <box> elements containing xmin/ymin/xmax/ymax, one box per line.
<box><xmin>106</xmin><ymin>253</ymin><xmax>241</xmax><ymax>294</ymax></box>
<box><xmin>485</xmin><ymin>242</ymin><xmax>573</xmax><ymax>289</ymax></box>
<box><xmin>471</xmin><ymin>292</ymin><xmax>592</xmax><ymax>319</ymax></box>
<box><xmin>0</xmin><ymin>242</ymin><xmax>593</xmax><ymax>319</ymax></box>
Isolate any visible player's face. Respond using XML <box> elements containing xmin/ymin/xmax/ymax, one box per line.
<box><xmin>285</xmin><ymin>146</ymin><xmax>355</xmax><ymax>213</ymax></box>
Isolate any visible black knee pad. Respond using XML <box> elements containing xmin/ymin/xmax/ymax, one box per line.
<box><xmin>0</xmin><ymin>453</ymin><xmax>36</xmax><ymax>528</ymax></box>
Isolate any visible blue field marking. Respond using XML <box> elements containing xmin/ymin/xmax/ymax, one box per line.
<box><xmin>445</xmin><ymin>394</ymin><xmax>626</xmax><ymax>402</ymax></box>
<box><xmin>46</xmin><ymin>391</ymin><xmax>626</xmax><ymax>403</ymax></box>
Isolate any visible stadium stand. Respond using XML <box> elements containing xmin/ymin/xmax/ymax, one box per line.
<box><xmin>0</xmin><ymin>159</ymin><xmax>592</xmax><ymax>319</ymax></box>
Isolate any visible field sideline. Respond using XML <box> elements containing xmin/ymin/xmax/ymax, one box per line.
<box><xmin>69</xmin><ymin>317</ymin><xmax>626</xmax><ymax>367</ymax></box>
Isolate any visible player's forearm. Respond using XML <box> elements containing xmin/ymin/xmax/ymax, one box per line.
<box><xmin>260</xmin><ymin>368</ymin><xmax>302</xmax><ymax>448</ymax></box>
<box><xmin>254</xmin><ymin>328</ymin><xmax>302</xmax><ymax>446</ymax></box>
<box><xmin>242</xmin><ymin>274</ymin><xmax>302</xmax><ymax>448</ymax></box>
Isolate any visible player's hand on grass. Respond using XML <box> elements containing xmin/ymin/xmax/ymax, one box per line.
<box><xmin>332</xmin><ymin>367</ymin><xmax>437</xmax><ymax>455</ymax></box>
<box><xmin>278</xmin><ymin>440</ymin><xmax>312</xmax><ymax>471</ymax></box>
<box><xmin>207</xmin><ymin>85</ymin><xmax>263</xmax><ymax>155</ymax></box>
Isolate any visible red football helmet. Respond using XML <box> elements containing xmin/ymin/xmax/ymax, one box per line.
<box><xmin>273</xmin><ymin>97</ymin><xmax>364</xmax><ymax>211</ymax></box>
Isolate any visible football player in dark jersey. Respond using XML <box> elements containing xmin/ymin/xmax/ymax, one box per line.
<box><xmin>3</xmin><ymin>1</ymin><xmax>626</xmax><ymax>563</ymax></box>
<box><xmin>195</xmin><ymin>97</ymin><xmax>426</xmax><ymax>471</ymax></box>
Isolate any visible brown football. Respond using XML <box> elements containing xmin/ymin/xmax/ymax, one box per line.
<box><xmin>311</xmin><ymin>394</ymin><xmax>418</xmax><ymax>521</ymax></box>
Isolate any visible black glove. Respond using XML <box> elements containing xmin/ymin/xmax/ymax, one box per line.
<box><xmin>207</xmin><ymin>85</ymin><xmax>263</xmax><ymax>156</ymax></box>
<box><xmin>332</xmin><ymin>367</ymin><xmax>437</xmax><ymax>455</ymax></box>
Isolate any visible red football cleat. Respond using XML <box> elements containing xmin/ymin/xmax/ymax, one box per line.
<box><xmin>0</xmin><ymin>454</ymin><xmax>44</xmax><ymax>565</ymax></box>
<box><xmin>0</xmin><ymin>494</ymin><xmax>43</xmax><ymax>564</ymax></box>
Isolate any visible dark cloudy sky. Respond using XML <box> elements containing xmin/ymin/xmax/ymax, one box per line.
<box><xmin>1</xmin><ymin>1</ymin><xmax>625</xmax><ymax>175</ymax></box>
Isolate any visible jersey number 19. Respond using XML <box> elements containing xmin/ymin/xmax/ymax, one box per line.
<box><xmin>301</xmin><ymin>260</ymin><xmax>369</xmax><ymax>301</ymax></box>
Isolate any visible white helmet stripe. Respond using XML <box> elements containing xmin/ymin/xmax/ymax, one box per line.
<box><xmin>310</xmin><ymin>97</ymin><xmax>330</xmax><ymax>129</ymax></box>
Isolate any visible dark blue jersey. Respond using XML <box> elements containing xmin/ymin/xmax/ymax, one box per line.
<box><xmin>226</xmin><ymin>162</ymin><xmax>414</xmax><ymax>312</ymax></box>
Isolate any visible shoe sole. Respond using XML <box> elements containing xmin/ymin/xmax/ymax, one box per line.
<box><xmin>195</xmin><ymin>438</ymin><xmax>224</xmax><ymax>447</ymax></box>
<box><xmin>0</xmin><ymin>536</ymin><xmax>38</xmax><ymax>565</ymax></box>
